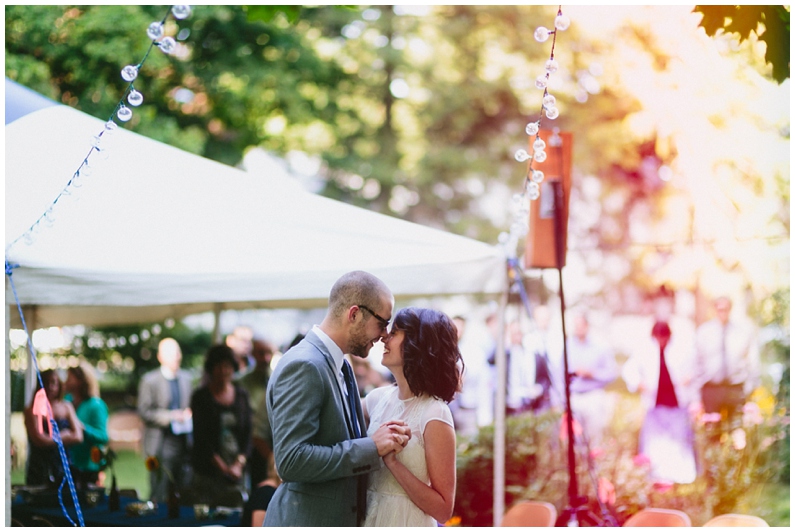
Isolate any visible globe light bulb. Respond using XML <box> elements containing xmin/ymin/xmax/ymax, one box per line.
<box><xmin>545</xmin><ymin>106</ymin><xmax>560</xmax><ymax>120</ymax></box>
<box><xmin>534</xmin><ymin>26</ymin><xmax>550</xmax><ymax>43</ymax></box>
<box><xmin>535</xmin><ymin>74</ymin><xmax>548</xmax><ymax>90</ymax></box>
<box><xmin>127</xmin><ymin>90</ymin><xmax>144</xmax><ymax>107</ymax></box>
<box><xmin>526</xmin><ymin>181</ymin><xmax>541</xmax><ymax>196</ymax></box>
<box><xmin>172</xmin><ymin>5</ymin><xmax>192</xmax><ymax>20</ymax></box>
<box><xmin>159</xmin><ymin>37</ymin><xmax>177</xmax><ymax>55</ymax></box>
<box><xmin>90</xmin><ymin>135</ymin><xmax>102</xmax><ymax>148</ymax></box>
<box><xmin>525</xmin><ymin>121</ymin><xmax>540</xmax><ymax>136</ymax></box>
<box><xmin>527</xmin><ymin>186</ymin><xmax>541</xmax><ymax>201</ymax></box>
<box><xmin>43</xmin><ymin>209</ymin><xmax>56</xmax><ymax>227</ymax></box>
<box><xmin>533</xmin><ymin>138</ymin><xmax>546</xmax><ymax>152</ymax></box>
<box><xmin>147</xmin><ymin>22</ymin><xmax>164</xmax><ymax>40</ymax></box>
<box><xmin>543</xmin><ymin>93</ymin><xmax>557</xmax><ymax>108</ymax></box>
<box><xmin>81</xmin><ymin>163</ymin><xmax>93</xmax><ymax>177</ymax></box>
<box><xmin>514</xmin><ymin>149</ymin><xmax>531</xmax><ymax>162</ymax></box>
<box><xmin>104</xmin><ymin>120</ymin><xmax>118</xmax><ymax>133</ymax></box>
<box><xmin>121</xmin><ymin>65</ymin><xmax>138</xmax><ymax>82</ymax></box>
<box><xmin>511</xmin><ymin>221</ymin><xmax>529</xmax><ymax>237</ymax></box>
<box><xmin>532</xmin><ymin>170</ymin><xmax>545</xmax><ymax>183</ymax></box>
<box><xmin>511</xmin><ymin>193</ymin><xmax>525</xmax><ymax>208</ymax></box>
<box><xmin>117</xmin><ymin>105</ymin><xmax>133</xmax><ymax>122</ymax></box>
<box><xmin>555</xmin><ymin>14</ymin><xmax>571</xmax><ymax>31</ymax></box>
<box><xmin>545</xmin><ymin>58</ymin><xmax>559</xmax><ymax>74</ymax></box>
<box><xmin>534</xmin><ymin>150</ymin><xmax>547</xmax><ymax>163</ymax></box>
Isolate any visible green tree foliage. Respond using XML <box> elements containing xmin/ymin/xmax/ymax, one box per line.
<box><xmin>695</xmin><ymin>5</ymin><xmax>790</xmax><ymax>83</ymax></box>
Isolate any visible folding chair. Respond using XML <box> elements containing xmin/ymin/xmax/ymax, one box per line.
<box><xmin>501</xmin><ymin>501</ymin><xmax>557</xmax><ymax>527</ymax></box>
<box><xmin>703</xmin><ymin>513</ymin><xmax>769</xmax><ymax>527</ymax></box>
<box><xmin>623</xmin><ymin>508</ymin><xmax>691</xmax><ymax>527</ymax></box>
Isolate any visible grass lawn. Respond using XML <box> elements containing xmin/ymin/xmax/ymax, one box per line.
<box><xmin>12</xmin><ymin>449</ymin><xmax>151</xmax><ymax>500</ymax></box>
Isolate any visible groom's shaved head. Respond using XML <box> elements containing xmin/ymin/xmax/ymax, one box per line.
<box><xmin>328</xmin><ymin>271</ymin><xmax>391</xmax><ymax>320</ymax></box>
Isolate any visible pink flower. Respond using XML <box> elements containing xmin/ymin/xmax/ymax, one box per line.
<box><xmin>558</xmin><ymin>413</ymin><xmax>583</xmax><ymax>442</ymax></box>
<box><xmin>742</xmin><ymin>403</ymin><xmax>763</xmax><ymax>426</ymax></box>
<box><xmin>701</xmin><ymin>412</ymin><xmax>722</xmax><ymax>424</ymax></box>
<box><xmin>633</xmin><ymin>453</ymin><xmax>651</xmax><ymax>467</ymax></box>
<box><xmin>590</xmin><ymin>447</ymin><xmax>604</xmax><ymax>459</ymax></box>
<box><xmin>653</xmin><ymin>481</ymin><xmax>674</xmax><ymax>493</ymax></box>
<box><xmin>731</xmin><ymin>428</ymin><xmax>747</xmax><ymax>450</ymax></box>
<box><xmin>597</xmin><ymin>477</ymin><xmax>616</xmax><ymax>505</ymax></box>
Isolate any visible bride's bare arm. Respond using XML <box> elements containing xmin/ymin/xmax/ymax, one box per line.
<box><xmin>382</xmin><ymin>419</ymin><xmax>456</xmax><ymax>523</ymax></box>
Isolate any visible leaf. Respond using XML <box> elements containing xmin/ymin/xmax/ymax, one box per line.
<box><xmin>244</xmin><ymin>5</ymin><xmax>302</xmax><ymax>24</ymax></box>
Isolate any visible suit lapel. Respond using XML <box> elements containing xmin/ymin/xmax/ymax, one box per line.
<box><xmin>304</xmin><ymin>331</ymin><xmax>359</xmax><ymax>439</ymax></box>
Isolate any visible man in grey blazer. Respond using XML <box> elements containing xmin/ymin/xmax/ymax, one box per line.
<box><xmin>263</xmin><ymin>271</ymin><xmax>411</xmax><ymax>527</ymax></box>
<box><xmin>137</xmin><ymin>337</ymin><xmax>194</xmax><ymax>502</ymax></box>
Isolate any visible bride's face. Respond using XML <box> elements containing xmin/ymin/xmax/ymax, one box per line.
<box><xmin>381</xmin><ymin>327</ymin><xmax>405</xmax><ymax>371</ymax></box>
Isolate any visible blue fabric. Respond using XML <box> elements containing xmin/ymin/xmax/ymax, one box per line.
<box><xmin>5</xmin><ymin>78</ymin><xmax>59</xmax><ymax>125</ymax></box>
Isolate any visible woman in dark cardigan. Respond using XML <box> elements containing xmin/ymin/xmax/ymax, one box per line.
<box><xmin>190</xmin><ymin>344</ymin><xmax>252</xmax><ymax>506</ymax></box>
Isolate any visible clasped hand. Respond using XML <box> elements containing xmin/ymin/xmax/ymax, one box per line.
<box><xmin>371</xmin><ymin>420</ymin><xmax>411</xmax><ymax>457</ymax></box>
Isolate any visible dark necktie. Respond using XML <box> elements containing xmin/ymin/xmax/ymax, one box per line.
<box><xmin>342</xmin><ymin>360</ymin><xmax>362</xmax><ymax>438</ymax></box>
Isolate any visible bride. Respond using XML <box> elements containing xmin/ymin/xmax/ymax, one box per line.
<box><xmin>362</xmin><ymin>307</ymin><xmax>462</xmax><ymax>527</ymax></box>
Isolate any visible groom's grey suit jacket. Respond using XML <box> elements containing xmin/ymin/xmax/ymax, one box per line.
<box><xmin>263</xmin><ymin>330</ymin><xmax>380</xmax><ymax>527</ymax></box>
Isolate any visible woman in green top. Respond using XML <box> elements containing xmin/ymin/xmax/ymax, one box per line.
<box><xmin>65</xmin><ymin>361</ymin><xmax>110</xmax><ymax>487</ymax></box>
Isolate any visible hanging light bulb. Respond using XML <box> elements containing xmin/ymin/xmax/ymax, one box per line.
<box><xmin>543</xmin><ymin>93</ymin><xmax>557</xmax><ymax>108</ymax></box>
<box><xmin>534</xmin><ymin>26</ymin><xmax>550</xmax><ymax>43</ymax></box>
<box><xmin>535</xmin><ymin>74</ymin><xmax>548</xmax><ymax>90</ymax></box>
<box><xmin>514</xmin><ymin>149</ymin><xmax>531</xmax><ymax>162</ymax></box>
<box><xmin>527</xmin><ymin>184</ymin><xmax>541</xmax><ymax>201</ymax></box>
<box><xmin>43</xmin><ymin>208</ymin><xmax>56</xmax><ymax>227</ymax></box>
<box><xmin>81</xmin><ymin>163</ymin><xmax>93</xmax><ymax>177</ymax></box>
<box><xmin>121</xmin><ymin>65</ymin><xmax>139</xmax><ymax>82</ymax></box>
<box><xmin>532</xmin><ymin>170</ymin><xmax>545</xmax><ymax>183</ymax></box>
<box><xmin>545</xmin><ymin>106</ymin><xmax>560</xmax><ymax>120</ymax></box>
<box><xmin>545</xmin><ymin>58</ymin><xmax>559</xmax><ymax>74</ymax></box>
<box><xmin>104</xmin><ymin>120</ymin><xmax>118</xmax><ymax>133</ymax></box>
<box><xmin>159</xmin><ymin>37</ymin><xmax>177</xmax><ymax>55</ymax></box>
<box><xmin>171</xmin><ymin>5</ymin><xmax>192</xmax><ymax>19</ymax></box>
<box><xmin>533</xmin><ymin>138</ymin><xmax>546</xmax><ymax>152</ymax></box>
<box><xmin>127</xmin><ymin>89</ymin><xmax>144</xmax><ymax>107</ymax></box>
<box><xmin>526</xmin><ymin>121</ymin><xmax>540</xmax><ymax>136</ymax></box>
<box><xmin>555</xmin><ymin>14</ymin><xmax>571</xmax><ymax>31</ymax></box>
<box><xmin>90</xmin><ymin>135</ymin><xmax>102</xmax><ymax>149</ymax></box>
<box><xmin>117</xmin><ymin>105</ymin><xmax>133</xmax><ymax>122</ymax></box>
<box><xmin>534</xmin><ymin>150</ymin><xmax>548</xmax><ymax>163</ymax></box>
<box><xmin>147</xmin><ymin>22</ymin><xmax>164</xmax><ymax>40</ymax></box>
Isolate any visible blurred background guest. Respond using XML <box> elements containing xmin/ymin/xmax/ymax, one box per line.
<box><xmin>24</xmin><ymin>369</ymin><xmax>83</xmax><ymax>486</ymax></box>
<box><xmin>562</xmin><ymin>311</ymin><xmax>618</xmax><ymax>447</ymax></box>
<box><xmin>226</xmin><ymin>325</ymin><xmax>255</xmax><ymax>374</ymax></box>
<box><xmin>694</xmin><ymin>296</ymin><xmax>760</xmax><ymax>419</ymax></box>
<box><xmin>240</xmin><ymin>452</ymin><xmax>281</xmax><ymax>526</ymax></box>
<box><xmin>190</xmin><ymin>344</ymin><xmax>252</xmax><ymax>506</ymax></box>
<box><xmin>138</xmin><ymin>337</ymin><xmax>193</xmax><ymax>502</ymax></box>
<box><xmin>623</xmin><ymin>321</ymin><xmax>696</xmax><ymax>484</ymax></box>
<box><xmin>65</xmin><ymin>361</ymin><xmax>109</xmax><ymax>488</ymax></box>
<box><xmin>236</xmin><ymin>337</ymin><xmax>275</xmax><ymax>487</ymax></box>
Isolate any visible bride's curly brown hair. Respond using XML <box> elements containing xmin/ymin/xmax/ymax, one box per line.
<box><xmin>393</xmin><ymin>307</ymin><xmax>463</xmax><ymax>403</ymax></box>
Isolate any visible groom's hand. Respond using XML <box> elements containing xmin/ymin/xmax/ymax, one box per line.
<box><xmin>371</xmin><ymin>420</ymin><xmax>411</xmax><ymax>456</ymax></box>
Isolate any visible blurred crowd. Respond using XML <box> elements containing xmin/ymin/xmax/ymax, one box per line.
<box><xmin>22</xmin><ymin>288</ymin><xmax>762</xmax><ymax>521</ymax></box>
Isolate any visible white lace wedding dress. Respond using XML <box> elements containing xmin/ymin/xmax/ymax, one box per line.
<box><xmin>362</xmin><ymin>385</ymin><xmax>454</xmax><ymax>527</ymax></box>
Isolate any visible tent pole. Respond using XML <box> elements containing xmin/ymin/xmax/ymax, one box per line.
<box><xmin>212</xmin><ymin>303</ymin><xmax>223</xmax><ymax>344</ymax></box>
<box><xmin>492</xmin><ymin>281</ymin><xmax>509</xmax><ymax>526</ymax></box>
<box><xmin>5</xmin><ymin>302</ymin><xmax>11</xmax><ymax>526</ymax></box>
<box><xmin>22</xmin><ymin>306</ymin><xmax>37</xmax><ymax>406</ymax></box>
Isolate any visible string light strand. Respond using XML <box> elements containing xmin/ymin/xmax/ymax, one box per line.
<box><xmin>6</xmin><ymin>5</ymin><xmax>193</xmax><ymax>253</ymax></box>
<box><xmin>500</xmin><ymin>6</ymin><xmax>570</xmax><ymax>258</ymax></box>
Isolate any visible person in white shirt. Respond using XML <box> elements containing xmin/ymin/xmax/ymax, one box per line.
<box><xmin>694</xmin><ymin>296</ymin><xmax>760</xmax><ymax>417</ymax></box>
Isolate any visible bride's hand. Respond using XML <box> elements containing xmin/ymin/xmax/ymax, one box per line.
<box><xmin>383</xmin><ymin>451</ymin><xmax>399</xmax><ymax>469</ymax></box>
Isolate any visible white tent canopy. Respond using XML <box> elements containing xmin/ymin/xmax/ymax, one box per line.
<box><xmin>6</xmin><ymin>101</ymin><xmax>507</xmax><ymax>329</ymax></box>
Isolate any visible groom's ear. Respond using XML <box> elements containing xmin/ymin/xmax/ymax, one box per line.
<box><xmin>346</xmin><ymin>305</ymin><xmax>359</xmax><ymax>324</ymax></box>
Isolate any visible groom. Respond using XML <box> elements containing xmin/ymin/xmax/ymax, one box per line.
<box><xmin>263</xmin><ymin>271</ymin><xmax>411</xmax><ymax>527</ymax></box>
